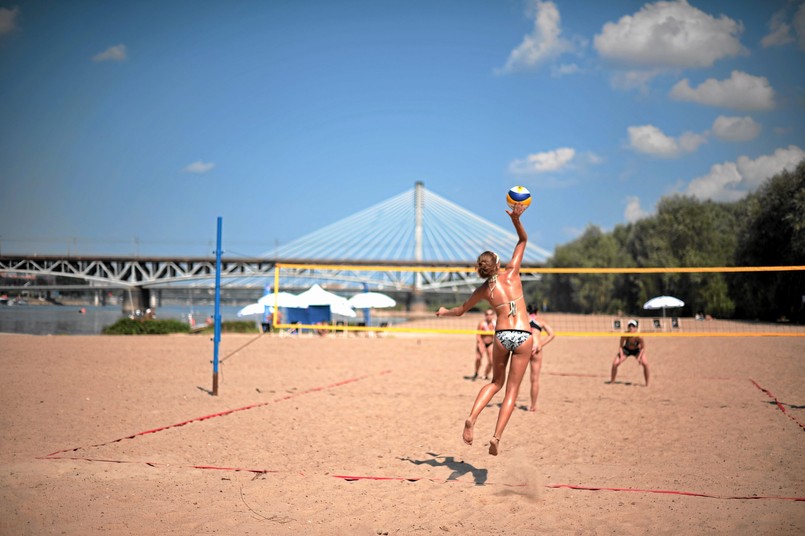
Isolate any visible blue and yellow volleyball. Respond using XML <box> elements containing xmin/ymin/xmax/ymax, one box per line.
<box><xmin>506</xmin><ymin>186</ymin><xmax>532</xmax><ymax>210</ymax></box>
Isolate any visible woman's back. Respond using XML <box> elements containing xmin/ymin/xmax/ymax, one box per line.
<box><xmin>487</xmin><ymin>271</ymin><xmax>528</xmax><ymax>331</ymax></box>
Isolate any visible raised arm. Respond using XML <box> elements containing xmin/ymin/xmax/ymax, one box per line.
<box><xmin>436</xmin><ymin>284</ymin><xmax>486</xmax><ymax>317</ymax></box>
<box><xmin>505</xmin><ymin>203</ymin><xmax>528</xmax><ymax>275</ymax></box>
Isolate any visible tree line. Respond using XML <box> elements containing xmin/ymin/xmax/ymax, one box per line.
<box><xmin>525</xmin><ymin>160</ymin><xmax>805</xmax><ymax>323</ymax></box>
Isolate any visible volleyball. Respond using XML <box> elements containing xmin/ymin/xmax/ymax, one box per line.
<box><xmin>506</xmin><ymin>186</ymin><xmax>532</xmax><ymax>210</ymax></box>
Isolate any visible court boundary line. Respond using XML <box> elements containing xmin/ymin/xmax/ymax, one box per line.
<box><xmin>36</xmin><ymin>455</ymin><xmax>805</xmax><ymax>502</ymax></box>
<box><xmin>39</xmin><ymin>369</ymin><xmax>392</xmax><ymax>458</ymax></box>
<box><xmin>37</xmin><ymin>370</ymin><xmax>804</xmax><ymax>502</ymax></box>
<box><xmin>749</xmin><ymin>378</ymin><xmax>805</xmax><ymax>431</ymax></box>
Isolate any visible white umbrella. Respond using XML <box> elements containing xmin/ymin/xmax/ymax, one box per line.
<box><xmin>298</xmin><ymin>284</ymin><xmax>356</xmax><ymax>318</ymax></box>
<box><xmin>347</xmin><ymin>292</ymin><xmax>396</xmax><ymax>309</ymax></box>
<box><xmin>237</xmin><ymin>303</ymin><xmax>273</xmax><ymax>317</ymax></box>
<box><xmin>330</xmin><ymin>300</ymin><xmax>357</xmax><ymax>318</ymax></box>
<box><xmin>643</xmin><ymin>295</ymin><xmax>685</xmax><ymax>317</ymax></box>
<box><xmin>297</xmin><ymin>284</ymin><xmax>348</xmax><ymax>306</ymax></box>
<box><xmin>258</xmin><ymin>291</ymin><xmax>306</xmax><ymax>309</ymax></box>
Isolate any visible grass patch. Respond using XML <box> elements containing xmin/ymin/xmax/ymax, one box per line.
<box><xmin>194</xmin><ymin>320</ymin><xmax>260</xmax><ymax>334</ymax></box>
<box><xmin>102</xmin><ymin>318</ymin><xmax>191</xmax><ymax>335</ymax></box>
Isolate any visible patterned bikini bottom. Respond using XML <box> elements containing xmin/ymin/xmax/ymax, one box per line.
<box><xmin>494</xmin><ymin>329</ymin><xmax>532</xmax><ymax>351</ymax></box>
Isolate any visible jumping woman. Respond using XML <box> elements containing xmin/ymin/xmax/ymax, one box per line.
<box><xmin>436</xmin><ymin>203</ymin><xmax>532</xmax><ymax>455</ymax></box>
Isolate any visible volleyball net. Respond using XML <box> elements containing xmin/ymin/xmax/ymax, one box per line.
<box><xmin>269</xmin><ymin>263</ymin><xmax>805</xmax><ymax>338</ymax></box>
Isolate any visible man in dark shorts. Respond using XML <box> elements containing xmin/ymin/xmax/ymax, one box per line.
<box><xmin>610</xmin><ymin>319</ymin><xmax>650</xmax><ymax>386</ymax></box>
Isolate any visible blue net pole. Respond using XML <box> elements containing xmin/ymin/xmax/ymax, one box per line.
<box><xmin>212</xmin><ymin>216</ymin><xmax>222</xmax><ymax>396</ymax></box>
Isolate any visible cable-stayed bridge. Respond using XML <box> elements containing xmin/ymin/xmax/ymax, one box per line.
<box><xmin>0</xmin><ymin>183</ymin><xmax>549</xmax><ymax>311</ymax></box>
<box><xmin>265</xmin><ymin>182</ymin><xmax>550</xmax><ymax>263</ymax></box>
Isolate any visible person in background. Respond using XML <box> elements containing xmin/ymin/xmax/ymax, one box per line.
<box><xmin>527</xmin><ymin>304</ymin><xmax>556</xmax><ymax>411</ymax></box>
<box><xmin>472</xmin><ymin>309</ymin><xmax>496</xmax><ymax>381</ymax></box>
<box><xmin>610</xmin><ymin>319</ymin><xmax>649</xmax><ymax>386</ymax></box>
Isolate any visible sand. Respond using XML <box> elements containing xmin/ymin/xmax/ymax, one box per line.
<box><xmin>1</xmin><ymin>332</ymin><xmax>803</xmax><ymax>535</ymax></box>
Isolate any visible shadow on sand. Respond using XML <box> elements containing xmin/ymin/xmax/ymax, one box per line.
<box><xmin>398</xmin><ymin>452</ymin><xmax>488</xmax><ymax>485</ymax></box>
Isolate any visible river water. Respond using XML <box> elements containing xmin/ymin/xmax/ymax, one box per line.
<box><xmin>0</xmin><ymin>304</ymin><xmax>406</xmax><ymax>335</ymax></box>
<box><xmin>0</xmin><ymin>304</ymin><xmax>248</xmax><ymax>335</ymax></box>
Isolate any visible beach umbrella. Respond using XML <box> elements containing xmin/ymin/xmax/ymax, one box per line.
<box><xmin>257</xmin><ymin>291</ymin><xmax>306</xmax><ymax>309</ymax></box>
<box><xmin>348</xmin><ymin>291</ymin><xmax>395</xmax><ymax>326</ymax></box>
<box><xmin>237</xmin><ymin>303</ymin><xmax>273</xmax><ymax>317</ymax></box>
<box><xmin>643</xmin><ymin>295</ymin><xmax>685</xmax><ymax>317</ymax></box>
<box><xmin>297</xmin><ymin>284</ymin><xmax>348</xmax><ymax>306</ymax></box>
<box><xmin>330</xmin><ymin>300</ymin><xmax>357</xmax><ymax>318</ymax></box>
<box><xmin>298</xmin><ymin>284</ymin><xmax>356</xmax><ymax>318</ymax></box>
<box><xmin>347</xmin><ymin>292</ymin><xmax>396</xmax><ymax>309</ymax></box>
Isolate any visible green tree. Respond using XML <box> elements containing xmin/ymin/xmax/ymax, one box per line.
<box><xmin>546</xmin><ymin>226</ymin><xmax>627</xmax><ymax>314</ymax></box>
<box><xmin>733</xmin><ymin>160</ymin><xmax>805</xmax><ymax>321</ymax></box>
<box><xmin>622</xmin><ymin>195</ymin><xmax>740</xmax><ymax>317</ymax></box>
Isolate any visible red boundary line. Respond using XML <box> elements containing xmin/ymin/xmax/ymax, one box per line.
<box><xmin>41</xmin><ymin>369</ymin><xmax>392</xmax><ymax>458</ymax></box>
<box><xmin>545</xmin><ymin>483</ymin><xmax>804</xmax><ymax>501</ymax></box>
<box><xmin>749</xmin><ymin>378</ymin><xmax>805</xmax><ymax>431</ymax></box>
<box><xmin>36</xmin><ymin>455</ymin><xmax>805</xmax><ymax>501</ymax></box>
<box><xmin>39</xmin><ymin>369</ymin><xmax>805</xmax><ymax>502</ymax></box>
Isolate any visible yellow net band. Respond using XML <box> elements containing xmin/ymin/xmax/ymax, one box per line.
<box><xmin>271</xmin><ymin>264</ymin><xmax>805</xmax><ymax>337</ymax></box>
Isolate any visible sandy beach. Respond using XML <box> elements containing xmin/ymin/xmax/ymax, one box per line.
<box><xmin>1</xmin><ymin>332</ymin><xmax>803</xmax><ymax>535</ymax></box>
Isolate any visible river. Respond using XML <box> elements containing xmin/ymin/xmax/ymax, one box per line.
<box><xmin>0</xmin><ymin>304</ymin><xmax>248</xmax><ymax>335</ymax></box>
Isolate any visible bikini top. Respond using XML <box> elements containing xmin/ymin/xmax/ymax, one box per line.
<box><xmin>488</xmin><ymin>276</ymin><xmax>522</xmax><ymax>318</ymax></box>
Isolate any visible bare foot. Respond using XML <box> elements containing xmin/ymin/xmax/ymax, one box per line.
<box><xmin>462</xmin><ymin>419</ymin><xmax>474</xmax><ymax>445</ymax></box>
<box><xmin>488</xmin><ymin>436</ymin><xmax>500</xmax><ymax>456</ymax></box>
<box><xmin>528</xmin><ymin>406</ymin><xmax>537</xmax><ymax>412</ymax></box>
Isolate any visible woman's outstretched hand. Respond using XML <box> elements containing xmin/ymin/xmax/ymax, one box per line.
<box><xmin>506</xmin><ymin>203</ymin><xmax>527</xmax><ymax>218</ymax></box>
<box><xmin>436</xmin><ymin>306</ymin><xmax>450</xmax><ymax>317</ymax></box>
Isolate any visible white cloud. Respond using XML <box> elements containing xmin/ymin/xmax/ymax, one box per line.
<box><xmin>508</xmin><ymin>147</ymin><xmax>575</xmax><ymax>175</ymax></box>
<box><xmin>183</xmin><ymin>161</ymin><xmax>215</xmax><ymax>174</ymax></box>
<box><xmin>762</xmin><ymin>1</ymin><xmax>805</xmax><ymax>49</ymax></box>
<box><xmin>761</xmin><ymin>9</ymin><xmax>794</xmax><ymax>47</ymax></box>
<box><xmin>498</xmin><ymin>0</ymin><xmax>578</xmax><ymax>73</ymax></box>
<box><xmin>685</xmin><ymin>145</ymin><xmax>805</xmax><ymax>202</ymax></box>
<box><xmin>610</xmin><ymin>69</ymin><xmax>662</xmax><ymax>93</ymax></box>
<box><xmin>711</xmin><ymin>115</ymin><xmax>761</xmax><ymax>142</ymax></box>
<box><xmin>562</xmin><ymin>226</ymin><xmax>585</xmax><ymax>241</ymax></box>
<box><xmin>669</xmin><ymin>70</ymin><xmax>775</xmax><ymax>110</ymax></box>
<box><xmin>594</xmin><ymin>0</ymin><xmax>745</xmax><ymax>68</ymax></box>
<box><xmin>796</xmin><ymin>1</ymin><xmax>805</xmax><ymax>50</ymax></box>
<box><xmin>627</xmin><ymin>124</ymin><xmax>706</xmax><ymax>157</ymax></box>
<box><xmin>0</xmin><ymin>6</ymin><xmax>19</xmax><ymax>35</ymax></box>
<box><xmin>624</xmin><ymin>196</ymin><xmax>650</xmax><ymax>223</ymax></box>
<box><xmin>584</xmin><ymin>151</ymin><xmax>604</xmax><ymax>166</ymax></box>
<box><xmin>92</xmin><ymin>44</ymin><xmax>127</xmax><ymax>62</ymax></box>
<box><xmin>551</xmin><ymin>63</ymin><xmax>580</xmax><ymax>77</ymax></box>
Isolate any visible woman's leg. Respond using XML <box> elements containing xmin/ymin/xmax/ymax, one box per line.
<box><xmin>529</xmin><ymin>350</ymin><xmax>542</xmax><ymax>412</ymax></box>
<box><xmin>610</xmin><ymin>353</ymin><xmax>624</xmax><ymax>383</ymax></box>
<box><xmin>639</xmin><ymin>354</ymin><xmax>650</xmax><ymax>386</ymax></box>
<box><xmin>484</xmin><ymin>346</ymin><xmax>493</xmax><ymax>379</ymax></box>
<box><xmin>463</xmin><ymin>341</ymin><xmax>509</xmax><ymax>444</ymax></box>
<box><xmin>490</xmin><ymin>337</ymin><xmax>533</xmax><ymax>454</ymax></box>
<box><xmin>473</xmin><ymin>347</ymin><xmax>482</xmax><ymax>379</ymax></box>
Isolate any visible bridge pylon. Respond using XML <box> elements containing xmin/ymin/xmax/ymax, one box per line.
<box><xmin>122</xmin><ymin>287</ymin><xmax>155</xmax><ymax>316</ymax></box>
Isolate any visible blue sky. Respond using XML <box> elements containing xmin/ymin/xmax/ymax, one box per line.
<box><xmin>1</xmin><ymin>0</ymin><xmax>803</xmax><ymax>259</ymax></box>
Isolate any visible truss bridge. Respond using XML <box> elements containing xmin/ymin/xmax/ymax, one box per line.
<box><xmin>0</xmin><ymin>183</ymin><xmax>548</xmax><ymax>312</ymax></box>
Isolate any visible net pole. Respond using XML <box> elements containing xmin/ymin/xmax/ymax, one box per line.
<box><xmin>272</xmin><ymin>264</ymin><xmax>280</xmax><ymax>326</ymax></box>
<box><xmin>212</xmin><ymin>216</ymin><xmax>222</xmax><ymax>396</ymax></box>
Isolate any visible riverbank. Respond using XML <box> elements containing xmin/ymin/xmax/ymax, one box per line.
<box><xmin>1</xmin><ymin>334</ymin><xmax>803</xmax><ymax>534</ymax></box>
